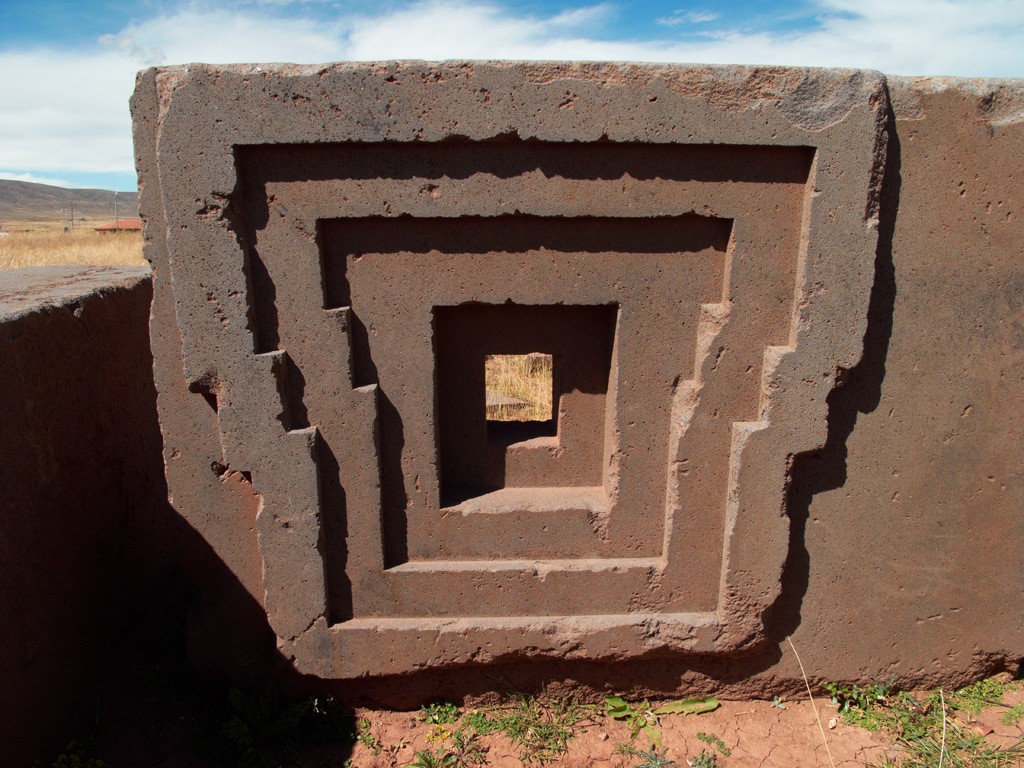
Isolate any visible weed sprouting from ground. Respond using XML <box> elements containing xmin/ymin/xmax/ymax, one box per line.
<box><xmin>826</xmin><ymin>678</ymin><xmax>1024</xmax><ymax>768</ymax></box>
<box><xmin>1002</xmin><ymin>702</ymin><xmax>1024</xmax><ymax>727</ymax></box>
<box><xmin>356</xmin><ymin>717</ymin><xmax>383</xmax><ymax>754</ymax></box>
<box><xmin>605</xmin><ymin>696</ymin><xmax>720</xmax><ymax>746</ymax></box>
<box><xmin>687</xmin><ymin>749</ymin><xmax>719</xmax><ymax>768</ymax></box>
<box><xmin>463</xmin><ymin>708</ymin><xmax>501</xmax><ymax>736</ymax></box>
<box><xmin>410</xmin><ymin>728</ymin><xmax>488</xmax><ymax>768</ymax></box>
<box><xmin>420</xmin><ymin>700</ymin><xmax>462</xmax><ymax>725</ymax></box>
<box><xmin>614</xmin><ymin>742</ymin><xmax>684</xmax><ymax>767</ymax></box>
<box><xmin>37</xmin><ymin>740</ymin><xmax>108</xmax><ymax>768</ymax></box>
<box><xmin>823</xmin><ymin>680</ymin><xmax>899</xmax><ymax>731</ymax></box>
<box><xmin>466</xmin><ymin>693</ymin><xmax>595</xmax><ymax>763</ymax></box>
<box><xmin>949</xmin><ymin>677</ymin><xmax>1010</xmax><ymax>715</ymax></box>
<box><xmin>695</xmin><ymin>731</ymin><xmax>731</xmax><ymax>757</ymax></box>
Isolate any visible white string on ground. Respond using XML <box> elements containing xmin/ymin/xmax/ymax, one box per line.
<box><xmin>939</xmin><ymin>688</ymin><xmax>947</xmax><ymax>768</ymax></box>
<box><xmin>786</xmin><ymin>636</ymin><xmax>838</xmax><ymax>768</ymax></box>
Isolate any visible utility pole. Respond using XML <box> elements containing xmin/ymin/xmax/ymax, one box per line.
<box><xmin>114</xmin><ymin>189</ymin><xmax>119</xmax><ymax>231</ymax></box>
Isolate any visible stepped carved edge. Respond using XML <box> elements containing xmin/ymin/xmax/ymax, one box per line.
<box><xmin>133</xmin><ymin>62</ymin><xmax>889</xmax><ymax>679</ymax></box>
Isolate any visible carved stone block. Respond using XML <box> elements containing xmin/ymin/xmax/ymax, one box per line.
<box><xmin>133</xmin><ymin>62</ymin><xmax>887</xmax><ymax>678</ymax></box>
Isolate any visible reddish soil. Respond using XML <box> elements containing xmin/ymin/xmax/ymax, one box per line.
<box><xmin>340</xmin><ymin>698</ymin><xmax>896</xmax><ymax>768</ymax></box>
<box><xmin>964</xmin><ymin>684</ymin><xmax>1024</xmax><ymax>752</ymax></box>
<box><xmin>82</xmin><ymin>652</ymin><xmax>899</xmax><ymax>768</ymax></box>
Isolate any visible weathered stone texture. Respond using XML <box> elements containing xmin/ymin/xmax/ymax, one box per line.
<box><xmin>131</xmin><ymin>63</ymin><xmax>1023</xmax><ymax>702</ymax></box>
<box><xmin>133</xmin><ymin>62</ymin><xmax>893</xmax><ymax>684</ymax></box>
<box><xmin>0</xmin><ymin>266</ymin><xmax>164</xmax><ymax>767</ymax></box>
<box><xmin>785</xmin><ymin>77</ymin><xmax>1024</xmax><ymax>689</ymax></box>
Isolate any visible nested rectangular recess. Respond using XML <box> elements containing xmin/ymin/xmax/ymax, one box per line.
<box><xmin>436</xmin><ymin>302</ymin><xmax>618</xmax><ymax>507</ymax></box>
<box><xmin>235</xmin><ymin>140</ymin><xmax>811</xmax><ymax>587</ymax></box>
<box><xmin>317</xmin><ymin>213</ymin><xmax>731</xmax><ymax>567</ymax></box>
<box><xmin>230</xmin><ymin>138</ymin><xmax>818</xmax><ymax>629</ymax></box>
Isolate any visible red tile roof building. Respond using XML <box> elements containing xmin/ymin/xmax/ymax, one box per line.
<box><xmin>95</xmin><ymin>219</ymin><xmax>142</xmax><ymax>232</ymax></box>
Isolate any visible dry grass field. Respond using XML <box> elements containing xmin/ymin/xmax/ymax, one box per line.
<box><xmin>485</xmin><ymin>353</ymin><xmax>554</xmax><ymax>421</ymax></box>
<box><xmin>0</xmin><ymin>228</ymin><xmax>145</xmax><ymax>270</ymax></box>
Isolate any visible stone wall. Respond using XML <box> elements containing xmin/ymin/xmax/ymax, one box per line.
<box><xmin>130</xmin><ymin>63</ymin><xmax>1022</xmax><ymax>704</ymax></box>
<box><xmin>0</xmin><ymin>266</ymin><xmax>165</xmax><ymax>766</ymax></box>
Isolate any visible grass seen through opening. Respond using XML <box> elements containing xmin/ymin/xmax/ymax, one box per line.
<box><xmin>484</xmin><ymin>353</ymin><xmax>553</xmax><ymax>422</ymax></box>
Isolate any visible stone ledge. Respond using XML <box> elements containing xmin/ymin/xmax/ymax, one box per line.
<box><xmin>0</xmin><ymin>265</ymin><xmax>151</xmax><ymax>323</ymax></box>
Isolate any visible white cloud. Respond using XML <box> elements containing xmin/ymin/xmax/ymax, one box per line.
<box><xmin>0</xmin><ymin>171</ymin><xmax>73</xmax><ymax>187</ymax></box>
<box><xmin>657</xmin><ymin>10</ymin><xmax>720</xmax><ymax>27</ymax></box>
<box><xmin>0</xmin><ymin>0</ymin><xmax>1021</xmax><ymax>181</ymax></box>
<box><xmin>545</xmin><ymin>3</ymin><xmax>616</xmax><ymax>30</ymax></box>
<box><xmin>0</xmin><ymin>48</ymin><xmax>138</xmax><ymax>175</ymax></box>
<box><xmin>340</xmin><ymin>0</ymin><xmax>1024</xmax><ymax>75</ymax></box>
<box><xmin>0</xmin><ymin>10</ymin><xmax>348</xmax><ymax>177</ymax></box>
<box><xmin>237</xmin><ymin>0</ymin><xmax>337</xmax><ymax>6</ymax></box>
<box><xmin>337</xmin><ymin>0</ymin><xmax>1024</xmax><ymax>73</ymax></box>
<box><xmin>99</xmin><ymin>33</ymin><xmax>166</xmax><ymax>66</ymax></box>
<box><xmin>109</xmin><ymin>7</ymin><xmax>346</xmax><ymax>64</ymax></box>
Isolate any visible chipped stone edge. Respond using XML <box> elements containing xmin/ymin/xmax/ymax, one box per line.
<box><xmin>0</xmin><ymin>265</ymin><xmax>151</xmax><ymax>324</ymax></box>
<box><xmin>889</xmin><ymin>75</ymin><xmax>1024</xmax><ymax>124</ymax></box>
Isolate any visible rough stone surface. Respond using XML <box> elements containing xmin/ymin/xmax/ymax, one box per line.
<box><xmin>784</xmin><ymin>76</ymin><xmax>1024</xmax><ymax>692</ymax></box>
<box><xmin>133</xmin><ymin>62</ymin><xmax>890</xmax><ymax>683</ymax></box>
<box><xmin>0</xmin><ymin>265</ymin><xmax>165</xmax><ymax>767</ymax></box>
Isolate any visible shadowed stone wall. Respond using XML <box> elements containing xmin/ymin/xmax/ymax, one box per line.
<box><xmin>0</xmin><ymin>266</ymin><xmax>166</xmax><ymax>767</ymax></box>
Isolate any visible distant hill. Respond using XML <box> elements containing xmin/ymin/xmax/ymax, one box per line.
<box><xmin>0</xmin><ymin>179</ymin><xmax>139</xmax><ymax>228</ymax></box>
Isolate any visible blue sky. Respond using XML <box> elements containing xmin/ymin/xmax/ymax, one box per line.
<box><xmin>1</xmin><ymin>0</ymin><xmax>1022</xmax><ymax>192</ymax></box>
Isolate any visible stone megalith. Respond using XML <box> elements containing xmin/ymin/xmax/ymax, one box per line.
<box><xmin>133</xmin><ymin>62</ymin><xmax>887</xmax><ymax>682</ymax></box>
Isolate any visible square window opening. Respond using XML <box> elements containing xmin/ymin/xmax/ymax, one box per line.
<box><xmin>435</xmin><ymin>303</ymin><xmax>616</xmax><ymax>506</ymax></box>
<box><xmin>485</xmin><ymin>353</ymin><xmax>556</xmax><ymax>444</ymax></box>
<box><xmin>485</xmin><ymin>353</ymin><xmax>554</xmax><ymax>422</ymax></box>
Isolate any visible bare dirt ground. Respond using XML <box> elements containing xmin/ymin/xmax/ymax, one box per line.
<box><xmin>337</xmin><ymin>698</ymin><xmax>896</xmax><ymax>768</ymax></box>
<box><xmin>41</xmin><ymin>657</ymin><xmax>1024</xmax><ymax>768</ymax></box>
<box><xmin>48</xmin><ymin>620</ymin><xmax>906</xmax><ymax>768</ymax></box>
<box><xmin>89</xmin><ymin>683</ymin><xmax>895</xmax><ymax>768</ymax></box>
